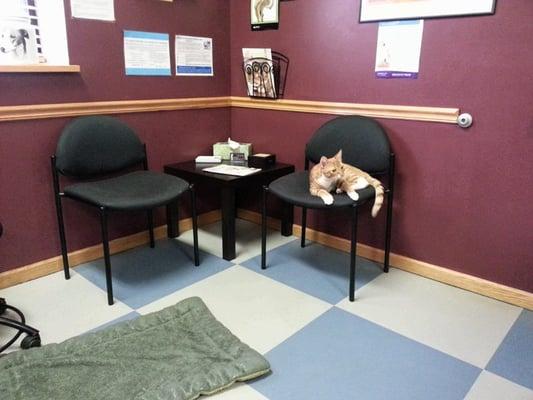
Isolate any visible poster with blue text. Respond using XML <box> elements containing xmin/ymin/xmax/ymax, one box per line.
<box><xmin>175</xmin><ymin>35</ymin><xmax>213</xmax><ymax>76</ymax></box>
<box><xmin>123</xmin><ymin>31</ymin><xmax>171</xmax><ymax>76</ymax></box>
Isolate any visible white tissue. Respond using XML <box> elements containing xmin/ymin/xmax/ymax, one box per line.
<box><xmin>228</xmin><ymin>137</ymin><xmax>240</xmax><ymax>150</ymax></box>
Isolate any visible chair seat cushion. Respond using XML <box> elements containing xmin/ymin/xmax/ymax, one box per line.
<box><xmin>269</xmin><ymin>171</ymin><xmax>375</xmax><ymax>209</ymax></box>
<box><xmin>64</xmin><ymin>171</ymin><xmax>189</xmax><ymax>210</ymax></box>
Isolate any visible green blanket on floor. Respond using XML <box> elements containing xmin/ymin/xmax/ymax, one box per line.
<box><xmin>0</xmin><ymin>297</ymin><xmax>270</xmax><ymax>400</ymax></box>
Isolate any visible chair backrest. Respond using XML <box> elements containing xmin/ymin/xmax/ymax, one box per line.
<box><xmin>54</xmin><ymin>116</ymin><xmax>145</xmax><ymax>178</ymax></box>
<box><xmin>305</xmin><ymin>116</ymin><xmax>391</xmax><ymax>174</ymax></box>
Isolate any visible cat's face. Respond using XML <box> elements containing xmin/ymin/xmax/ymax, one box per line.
<box><xmin>319</xmin><ymin>150</ymin><xmax>343</xmax><ymax>179</ymax></box>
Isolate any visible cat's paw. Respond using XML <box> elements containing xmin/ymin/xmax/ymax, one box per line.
<box><xmin>335</xmin><ymin>188</ymin><xmax>343</xmax><ymax>194</ymax></box>
<box><xmin>321</xmin><ymin>194</ymin><xmax>334</xmax><ymax>205</ymax></box>
<box><xmin>347</xmin><ymin>191</ymin><xmax>359</xmax><ymax>201</ymax></box>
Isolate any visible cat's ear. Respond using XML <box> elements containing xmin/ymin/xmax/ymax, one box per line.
<box><xmin>334</xmin><ymin>150</ymin><xmax>343</xmax><ymax>161</ymax></box>
<box><xmin>320</xmin><ymin>156</ymin><xmax>328</xmax><ymax>166</ymax></box>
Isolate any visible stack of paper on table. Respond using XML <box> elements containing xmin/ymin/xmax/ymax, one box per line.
<box><xmin>202</xmin><ymin>165</ymin><xmax>261</xmax><ymax>176</ymax></box>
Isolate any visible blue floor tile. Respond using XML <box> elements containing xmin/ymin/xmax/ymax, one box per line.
<box><xmin>242</xmin><ymin>241</ymin><xmax>382</xmax><ymax>304</ymax></box>
<box><xmin>76</xmin><ymin>239</ymin><xmax>233</xmax><ymax>309</ymax></box>
<box><xmin>486</xmin><ymin>309</ymin><xmax>533</xmax><ymax>390</ymax></box>
<box><xmin>250</xmin><ymin>307</ymin><xmax>481</xmax><ymax>400</ymax></box>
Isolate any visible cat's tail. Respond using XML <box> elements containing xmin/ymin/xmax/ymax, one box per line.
<box><xmin>368</xmin><ymin>177</ymin><xmax>384</xmax><ymax>218</ymax></box>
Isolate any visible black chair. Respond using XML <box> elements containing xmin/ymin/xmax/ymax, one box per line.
<box><xmin>51</xmin><ymin>116</ymin><xmax>199</xmax><ymax>306</ymax></box>
<box><xmin>261</xmin><ymin>115</ymin><xmax>395</xmax><ymax>301</ymax></box>
<box><xmin>0</xmin><ymin>223</ymin><xmax>41</xmax><ymax>353</ymax></box>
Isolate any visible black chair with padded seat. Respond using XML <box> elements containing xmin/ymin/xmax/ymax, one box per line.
<box><xmin>51</xmin><ymin>116</ymin><xmax>199</xmax><ymax>306</ymax></box>
<box><xmin>261</xmin><ymin>115</ymin><xmax>395</xmax><ymax>301</ymax></box>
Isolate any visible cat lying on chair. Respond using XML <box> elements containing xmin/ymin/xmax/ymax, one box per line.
<box><xmin>309</xmin><ymin>150</ymin><xmax>384</xmax><ymax>217</ymax></box>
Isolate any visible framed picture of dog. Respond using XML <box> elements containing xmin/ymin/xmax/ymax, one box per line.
<box><xmin>360</xmin><ymin>0</ymin><xmax>497</xmax><ymax>23</ymax></box>
<box><xmin>0</xmin><ymin>20</ymin><xmax>40</xmax><ymax>65</ymax></box>
<box><xmin>251</xmin><ymin>0</ymin><xmax>280</xmax><ymax>31</ymax></box>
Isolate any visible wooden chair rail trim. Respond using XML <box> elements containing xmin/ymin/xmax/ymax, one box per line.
<box><xmin>0</xmin><ymin>96</ymin><xmax>459</xmax><ymax>124</ymax></box>
<box><xmin>229</xmin><ymin>96</ymin><xmax>460</xmax><ymax>124</ymax></box>
<box><xmin>0</xmin><ymin>97</ymin><xmax>231</xmax><ymax>122</ymax></box>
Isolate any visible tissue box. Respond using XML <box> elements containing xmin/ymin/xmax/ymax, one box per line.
<box><xmin>213</xmin><ymin>142</ymin><xmax>252</xmax><ymax>160</ymax></box>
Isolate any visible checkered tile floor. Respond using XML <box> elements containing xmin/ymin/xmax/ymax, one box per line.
<box><xmin>1</xmin><ymin>219</ymin><xmax>532</xmax><ymax>399</ymax></box>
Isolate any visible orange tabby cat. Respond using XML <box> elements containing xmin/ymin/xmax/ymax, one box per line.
<box><xmin>309</xmin><ymin>152</ymin><xmax>343</xmax><ymax>205</ymax></box>
<box><xmin>309</xmin><ymin>150</ymin><xmax>384</xmax><ymax>217</ymax></box>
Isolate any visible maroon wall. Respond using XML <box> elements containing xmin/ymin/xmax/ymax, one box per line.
<box><xmin>0</xmin><ymin>0</ymin><xmax>230</xmax><ymax>272</ymax></box>
<box><xmin>1</xmin><ymin>0</ymin><xmax>532</xmax><ymax>293</ymax></box>
<box><xmin>230</xmin><ymin>0</ymin><xmax>533</xmax><ymax>291</ymax></box>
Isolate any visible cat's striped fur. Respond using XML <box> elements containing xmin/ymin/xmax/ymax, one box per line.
<box><xmin>309</xmin><ymin>150</ymin><xmax>384</xmax><ymax>217</ymax></box>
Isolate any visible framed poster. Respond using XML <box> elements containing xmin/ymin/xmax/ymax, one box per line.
<box><xmin>251</xmin><ymin>0</ymin><xmax>279</xmax><ymax>31</ymax></box>
<box><xmin>360</xmin><ymin>0</ymin><xmax>497</xmax><ymax>23</ymax></box>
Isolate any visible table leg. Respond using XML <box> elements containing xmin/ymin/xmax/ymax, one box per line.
<box><xmin>166</xmin><ymin>201</ymin><xmax>179</xmax><ymax>238</ymax></box>
<box><xmin>281</xmin><ymin>201</ymin><xmax>294</xmax><ymax>236</ymax></box>
<box><xmin>221</xmin><ymin>186</ymin><xmax>236</xmax><ymax>260</ymax></box>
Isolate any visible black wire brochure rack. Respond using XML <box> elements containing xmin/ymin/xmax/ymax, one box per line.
<box><xmin>242</xmin><ymin>51</ymin><xmax>289</xmax><ymax>99</ymax></box>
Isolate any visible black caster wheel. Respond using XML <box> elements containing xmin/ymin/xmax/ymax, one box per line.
<box><xmin>21</xmin><ymin>334</ymin><xmax>41</xmax><ymax>350</ymax></box>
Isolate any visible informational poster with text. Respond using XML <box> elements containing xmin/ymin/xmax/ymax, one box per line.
<box><xmin>123</xmin><ymin>31</ymin><xmax>171</xmax><ymax>76</ymax></box>
<box><xmin>375</xmin><ymin>20</ymin><xmax>424</xmax><ymax>79</ymax></box>
<box><xmin>71</xmin><ymin>0</ymin><xmax>115</xmax><ymax>21</ymax></box>
<box><xmin>175</xmin><ymin>35</ymin><xmax>213</xmax><ymax>76</ymax></box>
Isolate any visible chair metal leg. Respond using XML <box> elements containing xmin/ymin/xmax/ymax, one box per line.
<box><xmin>51</xmin><ymin>157</ymin><xmax>70</xmax><ymax>280</ymax></box>
<box><xmin>100</xmin><ymin>207</ymin><xmax>114</xmax><ymax>306</ymax></box>
<box><xmin>384</xmin><ymin>153</ymin><xmax>395</xmax><ymax>273</ymax></box>
<box><xmin>384</xmin><ymin>190</ymin><xmax>393</xmax><ymax>273</ymax></box>
<box><xmin>301</xmin><ymin>207</ymin><xmax>307</xmax><ymax>248</ymax></box>
<box><xmin>281</xmin><ymin>201</ymin><xmax>294</xmax><ymax>236</ymax></box>
<box><xmin>55</xmin><ymin>195</ymin><xmax>70</xmax><ymax>280</ymax></box>
<box><xmin>166</xmin><ymin>201</ymin><xmax>179</xmax><ymax>238</ymax></box>
<box><xmin>261</xmin><ymin>186</ymin><xmax>268</xmax><ymax>269</ymax></box>
<box><xmin>190</xmin><ymin>185</ymin><xmax>200</xmax><ymax>266</ymax></box>
<box><xmin>147</xmin><ymin>210</ymin><xmax>155</xmax><ymax>248</ymax></box>
<box><xmin>349</xmin><ymin>206</ymin><xmax>358</xmax><ymax>302</ymax></box>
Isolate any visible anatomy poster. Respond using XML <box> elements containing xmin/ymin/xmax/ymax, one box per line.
<box><xmin>251</xmin><ymin>0</ymin><xmax>279</xmax><ymax>31</ymax></box>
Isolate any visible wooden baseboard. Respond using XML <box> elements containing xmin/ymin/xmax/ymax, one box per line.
<box><xmin>0</xmin><ymin>210</ymin><xmax>221</xmax><ymax>290</ymax></box>
<box><xmin>236</xmin><ymin>209</ymin><xmax>533</xmax><ymax>310</ymax></box>
<box><xmin>3</xmin><ymin>207</ymin><xmax>530</xmax><ymax>310</ymax></box>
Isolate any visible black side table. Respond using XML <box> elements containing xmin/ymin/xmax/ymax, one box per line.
<box><xmin>164</xmin><ymin>161</ymin><xmax>295</xmax><ymax>260</ymax></box>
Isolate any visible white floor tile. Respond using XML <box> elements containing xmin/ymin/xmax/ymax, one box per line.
<box><xmin>209</xmin><ymin>383</ymin><xmax>269</xmax><ymax>400</ymax></box>
<box><xmin>337</xmin><ymin>268</ymin><xmax>522</xmax><ymax>368</ymax></box>
<box><xmin>0</xmin><ymin>270</ymin><xmax>133</xmax><ymax>348</ymax></box>
<box><xmin>138</xmin><ymin>265</ymin><xmax>332</xmax><ymax>354</ymax></box>
<box><xmin>177</xmin><ymin>219</ymin><xmax>296</xmax><ymax>264</ymax></box>
<box><xmin>464</xmin><ymin>371</ymin><xmax>533</xmax><ymax>400</ymax></box>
